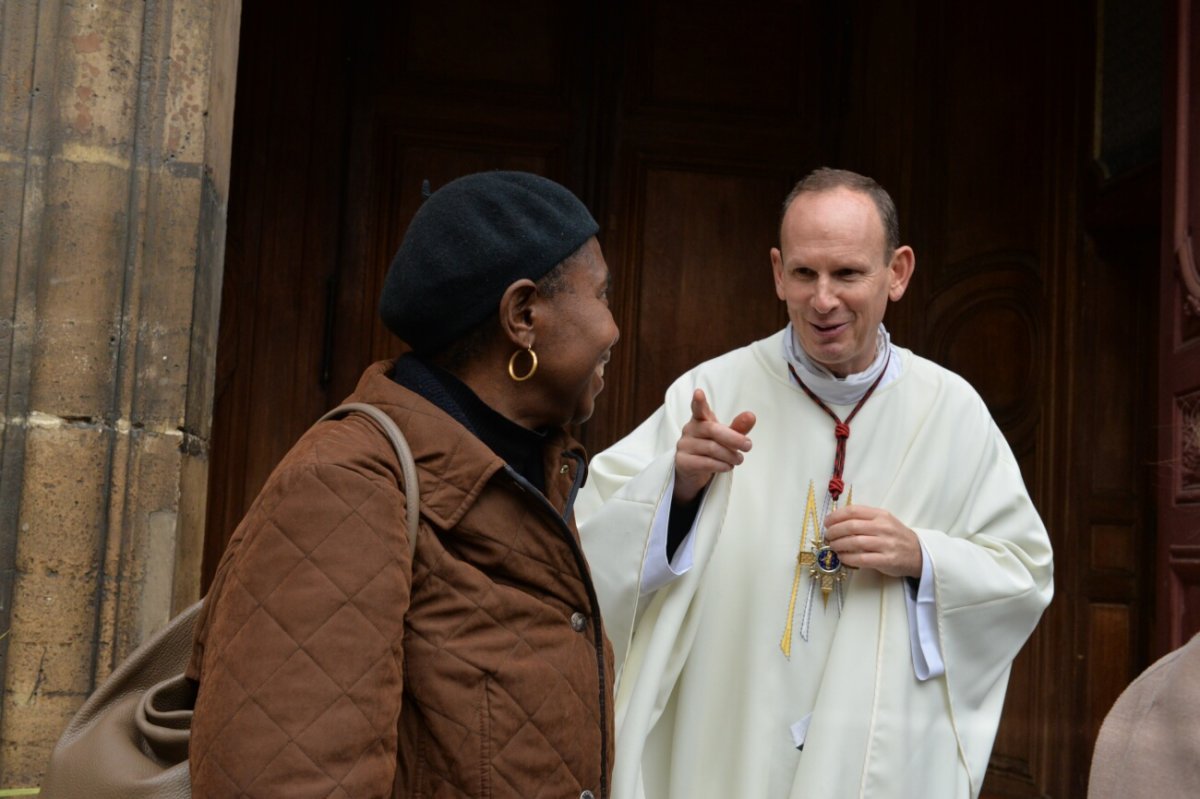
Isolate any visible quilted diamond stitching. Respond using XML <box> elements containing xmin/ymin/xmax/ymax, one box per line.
<box><xmin>199</xmin><ymin>460</ymin><xmax>411</xmax><ymax>792</ymax></box>
<box><xmin>194</xmin><ymin>385</ymin><xmax>610</xmax><ymax>797</ymax></box>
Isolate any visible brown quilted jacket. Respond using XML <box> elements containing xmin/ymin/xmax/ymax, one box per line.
<box><xmin>188</xmin><ymin>360</ymin><xmax>615</xmax><ymax>798</ymax></box>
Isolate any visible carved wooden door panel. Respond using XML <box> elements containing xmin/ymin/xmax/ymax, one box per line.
<box><xmin>204</xmin><ymin>2</ymin><xmax>1159</xmax><ymax>796</ymax></box>
<box><xmin>202</xmin><ymin>2</ymin><xmax>361</xmax><ymax>581</ymax></box>
<box><xmin>1159</xmin><ymin>0</ymin><xmax>1200</xmax><ymax>654</ymax></box>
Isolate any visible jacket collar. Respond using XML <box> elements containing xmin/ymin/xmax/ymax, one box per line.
<box><xmin>344</xmin><ymin>360</ymin><xmax>584</xmax><ymax>530</ymax></box>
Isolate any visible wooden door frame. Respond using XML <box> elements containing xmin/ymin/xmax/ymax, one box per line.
<box><xmin>1158</xmin><ymin>0</ymin><xmax>1200</xmax><ymax>656</ymax></box>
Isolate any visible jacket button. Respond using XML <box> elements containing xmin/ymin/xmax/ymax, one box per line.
<box><xmin>580</xmin><ymin>792</ymin><xmax>595</xmax><ymax>799</ymax></box>
<box><xmin>570</xmin><ymin>611</ymin><xmax>587</xmax><ymax>632</ymax></box>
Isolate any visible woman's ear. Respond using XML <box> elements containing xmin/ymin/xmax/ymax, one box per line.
<box><xmin>498</xmin><ymin>279</ymin><xmax>540</xmax><ymax>348</ymax></box>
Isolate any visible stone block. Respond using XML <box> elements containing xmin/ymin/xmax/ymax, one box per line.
<box><xmin>132</xmin><ymin>174</ymin><xmax>204</xmax><ymax>426</ymax></box>
<box><xmin>16</xmin><ymin>424</ymin><xmax>109</xmax><ymax>576</ymax></box>
<box><xmin>3</xmin><ymin>603</ymin><xmax>94</xmax><ymax>698</ymax></box>
<box><xmin>110</xmin><ymin>429</ymin><xmax>186</xmax><ymax>659</ymax></box>
<box><xmin>164</xmin><ymin>1</ymin><xmax>214</xmax><ymax>166</ymax></box>
<box><xmin>1</xmin><ymin>691</ymin><xmax>84</xmax><ymax>787</ymax></box>
<box><xmin>55</xmin><ymin>1</ymin><xmax>145</xmax><ymax>149</ymax></box>
<box><xmin>173</xmin><ymin>447</ymin><xmax>210</xmax><ymax>612</ymax></box>
<box><xmin>0</xmin><ymin>2</ymin><xmax>39</xmax><ymax>148</ymax></box>
<box><xmin>29</xmin><ymin>159</ymin><xmax>131</xmax><ymax>418</ymax></box>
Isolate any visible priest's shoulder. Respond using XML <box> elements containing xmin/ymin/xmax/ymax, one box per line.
<box><xmin>903</xmin><ymin>348</ymin><xmax>994</xmax><ymax>418</ymax></box>
<box><xmin>668</xmin><ymin>330</ymin><xmax>786</xmax><ymax>391</ymax></box>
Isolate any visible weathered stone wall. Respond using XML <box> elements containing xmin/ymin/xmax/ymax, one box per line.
<box><xmin>0</xmin><ymin>0</ymin><xmax>240</xmax><ymax>785</ymax></box>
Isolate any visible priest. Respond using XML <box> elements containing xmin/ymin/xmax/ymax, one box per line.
<box><xmin>576</xmin><ymin>168</ymin><xmax>1054</xmax><ymax>799</ymax></box>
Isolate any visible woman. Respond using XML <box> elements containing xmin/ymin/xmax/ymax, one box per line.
<box><xmin>187</xmin><ymin>171</ymin><xmax>619</xmax><ymax>798</ymax></box>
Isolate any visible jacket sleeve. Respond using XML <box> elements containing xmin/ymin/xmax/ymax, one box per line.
<box><xmin>189</xmin><ymin>456</ymin><xmax>413</xmax><ymax>798</ymax></box>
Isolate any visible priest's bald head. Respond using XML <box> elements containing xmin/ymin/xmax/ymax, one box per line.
<box><xmin>769</xmin><ymin>168</ymin><xmax>916</xmax><ymax>378</ymax></box>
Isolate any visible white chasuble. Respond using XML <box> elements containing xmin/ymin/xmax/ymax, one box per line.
<box><xmin>577</xmin><ymin>330</ymin><xmax>1054</xmax><ymax>799</ymax></box>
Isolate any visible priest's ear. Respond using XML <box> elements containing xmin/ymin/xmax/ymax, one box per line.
<box><xmin>886</xmin><ymin>245</ymin><xmax>915</xmax><ymax>302</ymax></box>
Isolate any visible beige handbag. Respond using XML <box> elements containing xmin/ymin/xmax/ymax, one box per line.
<box><xmin>40</xmin><ymin>403</ymin><xmax>421</xmax><ymax>798</ymax></box>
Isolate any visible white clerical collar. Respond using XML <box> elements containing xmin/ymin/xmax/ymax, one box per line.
<box><xmin>782</xmin><ymin>323</ymin><xmax>901</xmax><ymax>405</ymax></box>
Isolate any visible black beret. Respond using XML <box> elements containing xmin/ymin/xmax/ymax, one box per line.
<box><xmin>379</xmin><ymin>171</ymin><xmax>599</xmax><ymax>354</ymax></box>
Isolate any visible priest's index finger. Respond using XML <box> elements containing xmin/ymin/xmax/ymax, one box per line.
<box><xmin>690</xmin><ymin>389</ymin><xmax>717</xmax><ymax>423</ymax></box>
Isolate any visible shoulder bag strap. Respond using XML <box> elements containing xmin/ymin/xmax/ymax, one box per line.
<box><xmin>318</xmin><ymin>402</ymin><xmax>421</xmax><ymax>557</ymax></box>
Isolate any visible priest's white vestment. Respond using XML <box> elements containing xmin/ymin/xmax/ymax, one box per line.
<box><xmin>577</xmin><ymin>330</ymin><xmax>1054</xmax><ymax>799</ymax></box>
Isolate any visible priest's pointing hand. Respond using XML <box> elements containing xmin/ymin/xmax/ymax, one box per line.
<box><xmin>823</xmin><ymin>505</ymin><xmax>923</xmax><ymax>578</ymax></box>
<box><xmin>673</xmin><ymin>388</ymin><xmax>756</xmax><ymax>504</ymax></box>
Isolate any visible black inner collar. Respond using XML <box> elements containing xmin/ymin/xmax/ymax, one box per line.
<box><xmin>390</xmin><ymin>354</ymin><xmax>549</xmax><ymax>494</ymax></box>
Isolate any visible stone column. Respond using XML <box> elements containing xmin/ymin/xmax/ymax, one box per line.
<box><xmin>0</xmin><ymin>0</ymin><xmax>240</xmax><ymax>784</ymax></box>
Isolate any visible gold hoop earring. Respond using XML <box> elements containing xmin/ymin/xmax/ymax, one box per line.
<box><xmin>508</xmin><ymin>347</ymin><xmax>538</xmax><ymax>382</ymax></box>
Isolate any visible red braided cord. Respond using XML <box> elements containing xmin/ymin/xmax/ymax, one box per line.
<box><xmin>788</xmin><ymin>351</ymin><xmax>891</xmax><ymax>502</ymax></box>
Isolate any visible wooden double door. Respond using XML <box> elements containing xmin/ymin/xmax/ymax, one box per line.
<box><xmin>206</xmin><ymin>0</ymin><xmax>1168</xmax><ymax>794</ymax></box>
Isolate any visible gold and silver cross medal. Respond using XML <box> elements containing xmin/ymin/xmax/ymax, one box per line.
<box><xmin>779</xmin><ymin>358</ymin><xmax>890</xmax><ymax>658</ymax></box>
<box><xmin>780</xmin><ymin>481</ymin><xmax>856</xmax><ymax>656</ymax></box>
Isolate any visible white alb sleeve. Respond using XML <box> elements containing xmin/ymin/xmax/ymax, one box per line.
<box><xmin>639</xmin><ymin>473</ymin><xmax>699</xmax><ymax>595</ymax></box>
<box><xmin>904</xmin><ymin>539</ymin><xmax>945</xmax><ymax>680</ymax></box>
